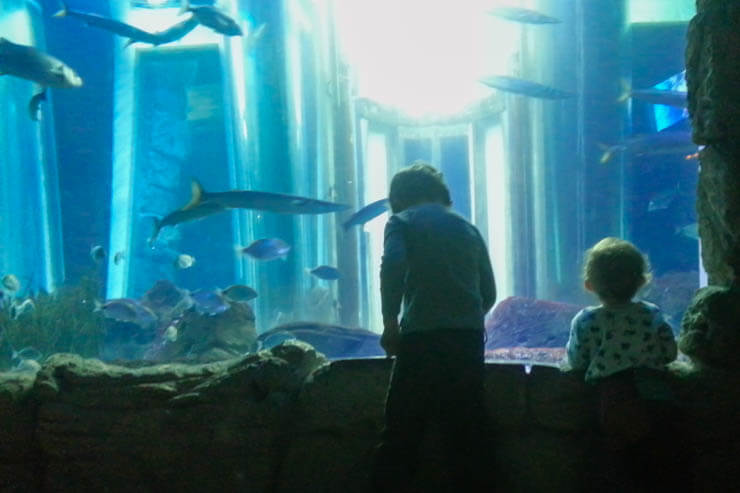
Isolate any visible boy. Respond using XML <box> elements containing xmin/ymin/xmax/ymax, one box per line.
<box><xmin>372</xmin><ymin>162</ymin><xmax>496</xmax><ymax>492</ymax></box>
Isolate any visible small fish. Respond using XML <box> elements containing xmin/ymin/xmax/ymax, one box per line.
<box><xmin>342</xmin><ymin>198</ymin><xmax>389</xmax><ymax>231</ymax></box>
<box><xmin>174</xmin><ymin>254</ymin><xmax>196</xmax><ymax>270</ymax></box>
<box><xmin>676</xmin><ymin>222</ymin><xmax>699</xmax><ymax>240</ymax></box>
<box><xmin>309</xmin><ymin>265</ymin><xmax>341</xmax><ymax>281</ymax></box>
<box><xmin>244</xmin><ymin>23</ymin><xmax>267</xmax><ymax>52</ymax></box>
<box><xmin>164</xmin><ymin>324</ymin><xmax>178</xmax><ymax>342</ymax></box>
<box><xmin>487</xmin><ymin>7</ymin><xmax>561</xmax><ymax>24</ymax></box>
<box><xmin>90</xmin><ymin>245</ymin><xmax>106</xmax><ymax>263</ymax></box>
<box><xmin>11</xmin><ymin>346</ymin><xmax>43</xmax><ymax>363</ymax></box>
<box><xmin>10</xmin><ymin>298</ymin><xmax>35</xmax><ymax>319</ymax></box>
<box><xmin>113</xmin><ymin>251</ymin><xmax>125</xmax><ymax>265</ymax></box>
<box><xmin>180</xmin><ymin>0</ymin><xmax>242</xmax><ymax>36</ymax></box>
<box><xmin>10</xmin><ymin>358</ymin><xmax>42</xmax><ymax>373</ymax></box>
<box><xmin>221</xmin><ymin>284</ymin><xmax>258</xmax><ymax>302</ymax></box>
<box><xmin>2</xmin><ymin>274</ymin><xmax>21</xmax><ymax>292</ymax></box>
<box><xmin>480</xmin><ymin>75</ymin><xmax>573</xmax><ymax>99</ymax></box>
<box><xmin>191</xmin><ymin>289</ymin><xmax>230</xmax><ymax>316</ymax></box>
<box><xmin>648</xmin><ymin>186</ymin><xmax>680</xmax><ymax>212</ymax></box>
<box><xmin>240</xmin><ymin>238</ymin><xmax>291</xmax><ymax>261</ymax></box>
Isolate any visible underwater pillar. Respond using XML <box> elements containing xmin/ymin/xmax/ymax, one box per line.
<box><xmin>687</xmin><ymin>0</ymin><xmax>740</xmax><ymax>286</ymax></box>
<box><xmin>575</xmin><ymin>0</ymin><xmax>629</xmax><ymax>246</ymax></box>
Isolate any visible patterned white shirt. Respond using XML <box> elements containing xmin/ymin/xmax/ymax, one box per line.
<box><xmin>566</xmin><ymin>300</ymin><xmax>677</xmax><ymax>382</ymax></box>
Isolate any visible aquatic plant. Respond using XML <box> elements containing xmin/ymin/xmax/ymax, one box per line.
<box><xmin>0</xmin><ymin>275</ymin><xmax>105</xmax><ymax>370</ymax></box>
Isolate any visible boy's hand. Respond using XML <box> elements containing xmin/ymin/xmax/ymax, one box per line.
<box><xmin>381</xmin><ymin>318</ymin><xmax>400</xmax><ymax>357</ymax></box>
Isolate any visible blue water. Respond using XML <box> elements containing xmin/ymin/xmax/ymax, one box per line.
<box><xmin>0</xmin><ymin>0</ymin><xmax>699</xmax><ymax>367</ymax></box>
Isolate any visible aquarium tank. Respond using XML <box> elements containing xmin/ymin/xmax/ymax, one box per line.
<box><xmin>0</xmin><ymin>0</ymin><xmax>699</xmax><ymax>369</ymax></box>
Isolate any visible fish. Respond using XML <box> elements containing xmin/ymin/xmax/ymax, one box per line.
<box><xmin>243</xmin><ymin>23</ymin><xmax>267</xmax><ymax>52</ymax></box>
<box><xmin>174</xmin><ymin>253</ymin><xmax>196</xmax><ymax>269</ymax></box>
<box><xmin>28</xmin><ymin>90</ymin><xmax>47</xmax><ymax>121</ymax></box>
<box><xmin>113</xmin><ymin>250</ymin><xmax>125</xmax><ymax>265</ymax></box>
<box><xmin>191</xmin><ymin>289</ymin><xmax>230</xmax><ymax>316</ymax></box>
<box><xmin>342</xmin><ymin>198</ymin><xmax>389</xmax><ymax>231</ymax></box>
<box><xmin>648</xmin><ymin>186</ymin><xmax>680</xmax><ymax>212</ymax></box>
<box><xmin>622</xmin><ymin>88</ymin><xmax>687</xmax><ymax>109</ymax></box>
<box><xmin>0</xmin><ymin>37</ymin><xmax>83</xmax><ymax>119</ymax></box>
<box><xmin>127</xmin><ymin>14</ymin><xmax>200</xmax><ymax>47</ymax></box>
<box><xmin>55</xmin><ymin>3</ymin><xmax>158</xmax><ymax>45</ymax></box>
<box><xmin>308</xmin><ymin>265</ymin><xmax>341</xmax><ymax>281</ymax></box>
<box><xmin>676</xmin><ymin>222</ymin><xmax>699</xmax><ymax>240</ymax></box>
<box><xmin>149</xmin><ymin>179</ymin><xmax>350</xmax><ymax>244</ymax></box>
<box><xmin>10</xmin><ymin>358</ymin><xmax>41</xmax><ymax>373</ymax></box>
<box><xmin>95</xmin><ymin>298</ymin><xmax>158</xmax><ymax>327</ymax></box>
<box><xmin>180</xmin><ymin>0</ymin><xmax>242</xmax><ymax>36</ymax></box>
<box><xmin>487</xmin><ymin>7</ymin><xmax>561</xmax><ymax>24</ymax></box>
<box><xmin>90</xmin><ymin>245</ymin><xmax>106</xmax><ymax>263</ymax></box>
<box><xmin>239</xmin><ymin>238</ymin><xmax>291</xmax><ymax>261</ymax></box>
<box><xmin>2</xmin><ymin>274</ymin><xmax>20</xmax><ymax>292</ymax></box>
<box><xmin>479</xmin><ymin>75</ymin><xmax>573</xmax><ymax>99</ymax></box>
<box><xmin>599</xmin><ymin>131</ymin><xmax>697</xmax><ymax>164</ymax></box>
<box><xmin>10</xmin><ymin>298</ymin><xmax>35</xmax><ymax>320</ymax></box>
<box><xmin>221</xmin><ymin>284</ymin><xmax>258</xmax><ymax>302</ymax></box>
<box><xmin>11</xmin><ymin>346</ymin><xmax>42</xmax><ymax>363</ymax></box>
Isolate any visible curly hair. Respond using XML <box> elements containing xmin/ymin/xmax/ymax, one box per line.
<box><xmin>388</xmin><ymin>161</ymin><xmax>452</xmax><ymax>213</ymax></box>
<box><xmin>583</xmin><ymin>237</ymin><xmax>652</xmax><ymax>303</ymax></box>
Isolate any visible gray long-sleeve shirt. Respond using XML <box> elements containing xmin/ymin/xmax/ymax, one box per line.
<box><xmin>380</xmin><ymin>203</ymin><xmax>496</xmax><ymax>334</ymax></box>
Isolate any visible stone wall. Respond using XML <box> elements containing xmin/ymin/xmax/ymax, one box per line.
<box><xmin>1</xmin><ymin>344</ymin><xmax>738</xmax><ymax>492</ymax></box>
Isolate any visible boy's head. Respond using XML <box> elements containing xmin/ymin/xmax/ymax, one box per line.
<box><xmin>388</xmin><ymin>161</ymin><xmax>452</xmax><ymax>214</ymax></box>
<box><xmin>583</xmin><ymin>237</ymin><xmax>651</xmax><ymax>304</ymax></box>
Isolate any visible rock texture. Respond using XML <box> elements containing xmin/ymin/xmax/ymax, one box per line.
<box><xmin>1</xmin><ymin>345</ymin><xmax>739</xmax><ymax>492</ymax></box>
<box><xmin>687</xmin><ymin>0</ymin><xmax>740</xmax><ymax>285</ymax></box>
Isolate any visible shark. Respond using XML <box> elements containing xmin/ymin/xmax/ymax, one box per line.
<box><xmin>180</xmin><ymin>0</ymin><xmax>242</xmax><ymax>36</ymax></box>
<box><xmin>150</xmin><ymin>179</ymin><xmax>351</xmax><ymax>245</ymax></box>
<box><xmin>54</xmin><ymin>3</ymin><xmax>199</xmax><ymax>47</ymax></box>
<box><xmin>0</xmin><ymin>37</ymin><xmax>83</xmax><ymax>120</ymax></box>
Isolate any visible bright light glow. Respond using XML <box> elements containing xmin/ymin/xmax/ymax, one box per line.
<box><xmin>335</xmin><ymin>0</ymin><xmax>523</xmax><ymax>118</ymax></box>
<box><xmin>485</xmin><ymin>124</ymin><xmax>512</xmax><ymax>303</ymax></box>
<box><xmin>629</xmin><ymin>0</ymin><xmax>695</xmax><ymax>23</ymax></box>
<box><xmin>364</xmin><ymin>133</ymin><xmax>390</xmax><ymax>333</ymax></box>
<box><xmin>147</xmin><ymin>0</ymin><xmax>169</xmax><ymax>7</ymax></box>
<box><xmin>652</xmin><ymin>70</ymin><xmax>687</xmax><ymax>132</ymax></box>
<box><xmin>0</xmin><ymin>9</ymin><xmax>34</xmax><ymax>45</ymax></box>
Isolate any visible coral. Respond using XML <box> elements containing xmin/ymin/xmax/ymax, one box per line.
<box><xmin>0</xmin><ymin>276</ymin><xmax>105</xmax><ymax>370</ymax></box>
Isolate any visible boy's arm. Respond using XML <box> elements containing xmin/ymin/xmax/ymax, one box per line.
<box><xmin>380</xmin><ymin>216</ymin><xmax>407</xmax><ymax>355</ymax></box>
<box><xmin>565</xmin><ymin>313</ymin><xmax>590</xmax><ymax>370</ymax></box>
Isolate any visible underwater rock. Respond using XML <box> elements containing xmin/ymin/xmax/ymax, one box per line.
<box><xmin>678</xmin><ymin>284</ymin><xmax>740</xmax><ymax>369</ymax></box>
<box><xmin>485</xmin><ymin>296</ymin><xmax>582</xmax><ymax>350</ymax></box>
<box><xmin>642</xmin><ymin>271</ymin><xmax>700</xmax><ymax>331</ymax></box>
<box><xmin>140</xmin><ymin>279</ymin><xmax>194</xmax><ymax>321</ymax></box>
<box><xmin>151</xmin><ymin>300</ymin><xmax>257</xmax><ymax>363</ymax></box>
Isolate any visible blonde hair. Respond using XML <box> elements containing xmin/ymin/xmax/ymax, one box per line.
<box><xmin>583</xmin><ymin>237</ymin><xmax>651</xmax><ymax>303</ymax></box>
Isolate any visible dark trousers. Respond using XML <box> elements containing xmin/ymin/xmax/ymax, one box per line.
<box><xmin>371</xmin><ymin>329</ymin><xmax>490</xmax><ymax>492</ymax></box>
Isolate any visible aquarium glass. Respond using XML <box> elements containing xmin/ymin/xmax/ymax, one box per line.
<box><xmin>0</xmin><ymin>0</ymin><xmax>699</xmax><ymax>368</ymax></box>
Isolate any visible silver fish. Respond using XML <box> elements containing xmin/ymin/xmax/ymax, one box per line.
<box><xmin>174</xmin><ymin>254</ymin><xmax>196</xmax><ymax>270</ymax></box>
<box><xmin>487</xmin><ymin>7</ymin><xmax>561</xmax><ymax>24</ymax></box>
<box><xmin>480</xmin><ymin>75</ymin><xmax>573</xmax><ymax>99</ymax></box>
<box><xmin>90</xmin><ymin>245</ymin><xmax>106</xmax><ymax>263</ymax></box>
<box><xmin>0</xmin><ymin>37</ymin><xmax>83</xmax><ymax>120</ymax></box>
<box><xmin>2</xmin><ymin>274</ymin><xmax>21</xmax><ymax>292</ymax></box>
<box><xmin>600</xmin><ymin>131</ymin><xmax>697</xmax><ymax>164</ymax></box>
<box><xmin>150</xmin><ymin>179</ymin><xmax>350</xmax><ymax>244</ymax></box>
